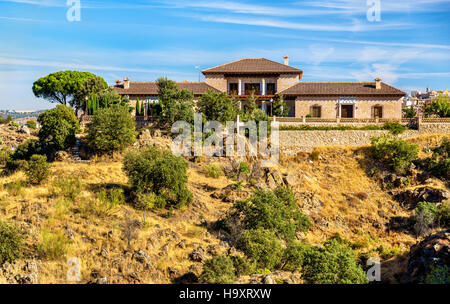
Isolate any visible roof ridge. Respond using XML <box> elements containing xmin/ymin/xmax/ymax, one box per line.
<box><xmin>201</xmin><ymin>58</ymin><xmax>248</xmax><ymax>72</ymax></box>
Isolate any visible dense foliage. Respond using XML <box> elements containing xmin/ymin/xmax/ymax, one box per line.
<box><xmin>237</xmin><ymin>228</ymin><xmax>284</xmax><ymax>270</ymax></box>
<box><xmin>426</xmin><ymin>137</ymin><xmax>450</xmax><ymax>180</ymax></box>
<box><xmin>231</xmin><ymin>187</ymin><xmax>311</xmax><ymax>242</ymax></box>
<box><xmin>123</xmin><ymin>146</ymin><xmax>192</xmax><ymax>209</ymax></box>
<box><xmin>301</xmin><ymin>240</ymin><xmax>369</xmax><ymax>284</ymax></box>
<box><xmin>0</xmin><ymin>220</ymin><xmax>24</xmax><ymax>264</ymax></box>
<box><xmin>156</xmin><ymin>77</ymin><xmax>195</xmax><ymax>124</ymax></box>
<box><xmin>424</xmin><ymin>94</ymin><xmax>450</xmax><ymax>117</ymax></box>
<box><xmin>25</xmin><ymin>154</ymin><xmax>50</xmax><ymax>185</ymax></box>
<box><xmin>371</xmin><ymin>135</ymin><xmax>419</xmax><ymax>175</ymax></box>
<box><xmin>37</xmin><ymin>105</ymin><xmax>80</xmax><ymax>153</ymax></box>
<box><xmin>199</xmin><ymin>255</ymin><xmax>237</xmax><ymax>284</ymax></box>
<box><xmin>197</xmin><ymin>90</ymin><xmax>239</xmax><ymax>123</ymax></box>
<box><xmin>87</xmin><ymin>104</ymin><xmax>136</xmax><ymax>154</ymax></box>
<box><xmin>32</xmin><ymin>71</ymin><xmax>98</xmax><ymax>106</ymax></box>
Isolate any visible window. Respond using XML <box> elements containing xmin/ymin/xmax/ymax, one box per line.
<box><xmin>266</xmin><ymin>83</ymin><xmax>276</xmax><ymax>95</ymax></box>
<box><xmin>311</xmin><ymin>105</ymin><xmax>321</xmax><ymax>118</ymax></box>
<box><xmin>373</xmin><ymin>106</ymin><xmax>383</xmax><ymax>118</ymax></box>
<box><xmin>244</xmin><ymin>83</ymin><xmax>260</xmax><ymax>95</ymax></box>
<box><xmin>229</xmin><ymin>83</ymin><xmax>238</xmax><ymax>95</ymax></box>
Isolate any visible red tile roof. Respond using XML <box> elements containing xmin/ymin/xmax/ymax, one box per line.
<box><xmin>202</xmin><ymin>58</ymin><xmax>303</xmax><ymax>75</ymax></box>
<box><xmin>113</xmin><ymin>82</ymin><xmax>219</xmax><ymax>95</ymax></box>
<box><xmin>279</xmin><ymin>82</ymin><xmax>406</xmax><ymax>96</ymax></box>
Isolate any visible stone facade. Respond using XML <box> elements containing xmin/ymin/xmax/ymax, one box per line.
<box><xmin>294</xmin><ymin>96</ymin><xmax>403</xmax><ymax>119</ymax></box>
<box><xmin>277</xmin><ymin>74</ymin><xmax>300</xmax><ymax>93</ymax></box>
<box><xmin>204</xmin><ymin>74</ymin><xmax>227</xmax><ymax>92</ymax></box>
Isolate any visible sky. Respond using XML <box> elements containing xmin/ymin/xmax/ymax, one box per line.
<box><xmin>0</xmin><ymin>0</ymin><xmax>449</xmax><ymax>110</ymax></box>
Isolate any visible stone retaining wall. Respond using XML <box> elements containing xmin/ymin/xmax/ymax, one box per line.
<box><xmin>279</xmin><ymin>123</ymin><xmax>450</xmax><ymax>154</ymax></box>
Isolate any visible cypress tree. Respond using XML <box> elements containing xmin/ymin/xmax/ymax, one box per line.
<box><xmin>136</xmin><ymin>98</ymin><xmax>140</xmax><ymax>116</ymax></box>
<box><xmin>141</xmin><ymin>101</ymin><xmax>145</xmax><ymax>116</ymax></box>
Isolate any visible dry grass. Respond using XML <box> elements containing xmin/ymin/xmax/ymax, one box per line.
<box><xmin>0</xmin><ymin>133</ymin><xmax>447</xmax><ymax>284</ymax></box>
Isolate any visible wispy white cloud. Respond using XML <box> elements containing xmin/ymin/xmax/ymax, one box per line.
<box><xmin>301</xmin><ymin>0</ymin><xmax>450</xmax><ymax>13</ymax></box>
<box><xmin>197</xmin><ymin>15</ymin><xmax>410</xmax><ymax>32</ymax></box>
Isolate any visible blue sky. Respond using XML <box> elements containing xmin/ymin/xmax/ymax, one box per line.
<box><xmin>0</xmin><ymin>0</ymin><xmax>449</xmax><ymax>110</ymax></box>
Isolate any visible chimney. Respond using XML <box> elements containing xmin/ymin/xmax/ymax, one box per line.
<box><xmin>115</xmin><ymin>79</ymin><xmax>121</xmax><ymax>85</ymax></box>
<box><xmin>375</xmin><ymin>77</ymin><xmax>381</xmax><ymax>90</ymax></box>
<box><xmin>283</xmin><ymin>55</ymin><xmax>289</xmax><ymax>66</ymax></box>
<box><xmin>124</xmin><ymin>77</ymin><xmax>130</xmax><ymax>89</ymax></box>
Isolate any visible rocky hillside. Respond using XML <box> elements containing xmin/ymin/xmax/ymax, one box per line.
<box><xmin>0</xmin><ymin>129</ymin><xmax>448</xmax><ymax>284</ymax></box>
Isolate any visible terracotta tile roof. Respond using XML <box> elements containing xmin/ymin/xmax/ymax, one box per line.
<box><xmin>113</xmin><ymin>82</ymin><xmax>219</xmax><ymax>95</ymax></box>
<box><xmin>279</xmin><ymin>82</ymin><xmax>406</xmax><ymax>96</ymax></box>
<box><xmin>202</xmin><ymin>58</ymin><xmax>303</xmax><ymax>75</ymax></box>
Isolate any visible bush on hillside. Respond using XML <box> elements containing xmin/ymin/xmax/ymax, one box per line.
<box><xmin>123</xmin><ymin>146</ymin><xmax>192</xmax><ymax>210</ymax></box>
<box><xmin>87</xmin><ymin>104</ymin><xmax>136</xmax><ymax>154</ymax></box>
<box><xmin>230</xmin><ymin>187</ymin><xmax>311</xmax><ymax>242</ymax></box>
<box><xmin>280</xmin><ymin>242</ymin><xmax>307</xmax><ymax>272</ymax></box>
<box><xmin>26</xmin><ymin>120</ymin><xmax>37</xmax><ymax>130</ymax></box>
<box><xmin>205</xmin><ymin>163</ymin><xmax>223</xmax><ymax>178</ymax></box>
<box><xmin>0</xmin><ymin>220</ymin><xmax>24</xmax><ymax>264</ymax></box>
<box><xmin>37</xmin><ymin>105</ymin><xmax>80</xmax><ymax>153</ymax></box>
<box><xmin>237</xmin><ymin>228</ymin><xmax>284</xmax><ymax>271</ymax></box>
<box><xmin>382</xmin><ymin>122</ymin><xmax>406</xmax><ymax>135</ymax></box>
<box><xmin>371</xmin><ymin>135</ymin><xmax>419</xmax><ymax>175</ymax></box>
<box><xmin>25</xmin><ymin>154</ymin><xmax>50</xmax><ymax>185</ymax></box>
<box><xmin>301</xmin><ymin>239</ymin><xmax>368</xmax><ymax>284</ymax></box>
<box><xmin>199</xmin><ymin>255</ymin><xmax>237</xmax><ymax>284</ymax></box>
<box><xmin>10</xmin><ymin>139</ymin><xmax>42</xmax><ymax>161</ymax></box>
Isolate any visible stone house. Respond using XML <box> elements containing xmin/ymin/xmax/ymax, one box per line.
<box><xmin>114</xmin><ymin>56</ymin><xmax>406</xmax><ymax>119</ymax></box>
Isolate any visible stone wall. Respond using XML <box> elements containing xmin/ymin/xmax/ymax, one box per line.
<box><xmin>279</xmin><ymin>124</ymin><xmax>450</xmax><ymax>154</ymax></box>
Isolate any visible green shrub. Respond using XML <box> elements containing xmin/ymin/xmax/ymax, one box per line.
<box><xmin>205</xmin><ymin>163</ymin><xmax>223</xmax><ymax>178</ymax></box>
<box><xmin>371</xmin><ymin>135</ymin><xmax>418</xmax><ymax>175</ymax></box>
<box><xmin>26</xmin><ymin>120</ymin><xmax>37</xmax><ymax>130</ymax></box>
<box><xmin>38</xmin><ymin>105</ymin><xmax>80</xmax><ymax>153</ymax></box>
<box><xmin>199</xmin><ymin>255</ymin><xmax>237</xmax><ymax>284</ymax></box>
<box><xmin>414</xmin><ymin>201</ymin><xmax>438</xmax><ymax>226</ymax></box>
<box><xmin>230</xmin><ymin>255</ymin><xmax>253</xmax><ymax>276</ymax></box>
<box><xmin>123</xmin><ymin>146</ymin><xmax>192</xmax><ymax>209</ymax></box>
<box><xmin>427</xmin><ymin>138</ymin><xmax>450</xmax><ymax>180</ymax></box>
<box><xmin>382</xmin><ymin>122</ymin><xmax>406</xmax><ymax>135</ymax></box>
<box><xmin>280</xmin><ymin>242</ymin><xmax>307</xmax><ymax>272</ymax></box>
<box><xmin>87</xmin><ymin>104</ymin><xmax>136</xmax><ymax>154</ymax></box>
<box><xmin>301</xmin><ymin>239</ymin><xmax>368</xmax><ymax>284</ymax></box>
<box><xmin>0</xmin><ymin>220</ymin><xmax>24</xmax><ymax>264</ymax></box>
<box><xmin>237</xmin><ymin>228</ymin><xmax>284</xmax><ymax>270</ymax></box>
<box><xmin>25</xmin><ymin>154</ymin><xmax>50</xmax><ymax>185</ymax></box>
<box><xmin>37</xmin><ymin>229</ymin><xmax>70</xmax><ymax>260</ymax></box>
<box><xmin>51</xmin><ymin>175</ymin><xmax>82</xmax><ymax>200</ymax></box>
<box><xmin>197</xmin><ymin>90</ymin><xmax>239</xmax><ymax>123</ymax></box>
<box><xmin>239</xmin><ymin>162</ymin><xmax>250</xmax><ymax>174</ymax></box>
<box><xmin>231</xmin><ymin>187</ymin><xmax>311</xmax><ymax>242</ymax></box>
<box><xmin>437</xmin><ymin>201</ymin><xmax>450</xmax><ymax>228</ymax></box>
<box><xmin>424</xmin><ymin>265</ymin><xmax>450</xmax><ymax>284</ymax></box>
<box><xmin>11</xmin><ymin>139</ymin><xmax>42</xmax><ymax>161</ymax></box>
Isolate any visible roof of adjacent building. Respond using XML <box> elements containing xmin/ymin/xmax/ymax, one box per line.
<box><xmin>113</xmin><ymin>82</ymin><xmax>219</xmax><ymax>95</ymax></box>
<box><xmin>279</xmin><ymin>82</ymin><xmax>406</xmax><ymax>96</ymax></box>
<box><xmin>202</xmin><ymin>58</ymin><xmax>303</xmax><ymax>75</ymax></box>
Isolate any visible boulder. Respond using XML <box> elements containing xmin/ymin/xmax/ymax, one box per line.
<box><xmin>407</xmin><ymin>229</ymin><xmax>450</xmax><ymax>283</ymax></box>
<box><xmin>189</xmin><ymin>246</ymin><xmax>206</xmax><ymax>262</ymax></box>
<box><xmin>133</xmin><ymin>250</ymin><xmax>151</xmax><ymax>265</ymax></box>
